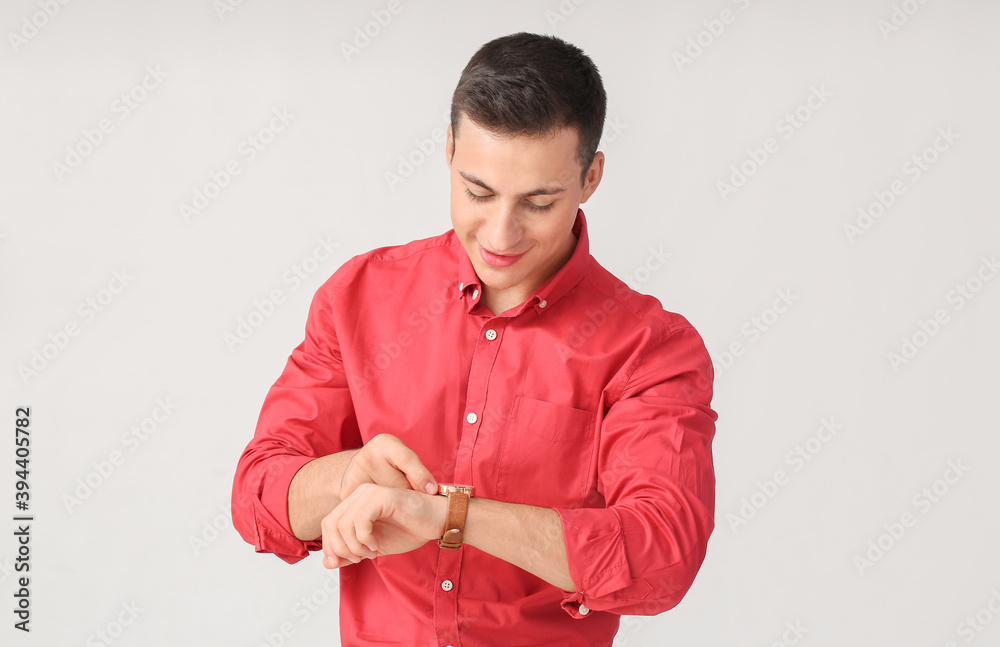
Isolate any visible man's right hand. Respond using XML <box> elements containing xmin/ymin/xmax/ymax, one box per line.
<box><xmin>339</xmin><ymin>433</ymin><xmax>438</xmax><ymax>500</ymax></box>
<box><xmin>288</xmin><ymin>433</ymin><xmax>438</xmax><ymax>541</ymax></box>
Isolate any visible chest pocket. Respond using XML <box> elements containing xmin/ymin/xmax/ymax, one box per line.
<box><xmin>495</xmin><ymin>395</ymin><xmax>597</xmax><ymax>509</ymax></box>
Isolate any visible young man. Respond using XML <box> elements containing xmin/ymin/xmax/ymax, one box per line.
<box><xmin>232</xmin><ymin>32</ymin><xmax>717</xmax><ymax>646</ymax></box>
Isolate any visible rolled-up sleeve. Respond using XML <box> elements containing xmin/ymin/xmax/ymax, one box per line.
<box><xmin>554</xmin><ymin>323</ymin><xmax>717</xmax><ymax>616</ymax></box>
<box><xmin>231</xmin><ymin>274</ymin><xmax>363</xmax><ymax>564</ymax></box>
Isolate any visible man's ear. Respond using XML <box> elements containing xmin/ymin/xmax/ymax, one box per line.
<box><xmin>580</xmin><ymin>151</ymin><xmax>605</xmax><ymax>204</ymax></box>
<box><xmin>446</xmin><ymin>125</ymin><xmax>455</xmax><ymax>168</ymax></box>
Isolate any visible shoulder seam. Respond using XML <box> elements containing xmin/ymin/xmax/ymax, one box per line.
<box><xmin>329</xmin><ymin>235</ymin><xmax>456</xmax><ymax>292</ymax></box>
<box><xmin>367</xmin><ymin>236</ymin><xmax>456</xmax><ymax>263</ymax></box>
<box><xmin>620</xmin><ymin>321</ymin><xmax>697</xmax><ymax>398</ymax></box>
<box><xmin>582</xmin><ymin>272</ymin><xmax>646</xmax><ymax>322</ymax></box>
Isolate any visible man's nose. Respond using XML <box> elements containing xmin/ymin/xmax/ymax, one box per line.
<box><xmin>486</xmin><ymin>205</ymin><xmax>522</xmax><ymax>253</ymax></box>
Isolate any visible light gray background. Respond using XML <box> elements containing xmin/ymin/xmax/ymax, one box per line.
<box><xmin>2</xmin><ymin>1</ymin><xmax>999</xmax><ymax>645</ymax></box>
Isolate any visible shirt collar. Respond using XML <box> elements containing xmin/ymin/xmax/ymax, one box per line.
<box><xmin>454</xmin><ymin>208</ymin><xmax>592</xmax><ymax>317</ymax></box>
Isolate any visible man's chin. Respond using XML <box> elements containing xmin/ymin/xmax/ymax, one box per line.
<box><xmin>473</xmin><ymin>262</ymin><xmax>523</xmax><ymax>289</ymax></box>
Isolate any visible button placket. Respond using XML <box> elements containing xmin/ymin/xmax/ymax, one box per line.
<box><xmin>433</xmin><ymin>317</ymin><xmax>505</xmax><ymax>646</ymax></box>
<box><xmin>432</xmin><ymin>548</ymin><xmax>463</xmax><ymax>644</ymax></box>
<box><xmin>455</xmin><ymin>319</ymin><xmax>508</xmax><ymax>484</ymax></box>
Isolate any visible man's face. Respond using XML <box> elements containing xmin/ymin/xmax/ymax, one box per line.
<box><xmin>446</xmin><ymin>114</ymin><xmax>603</xmax><ymax>310</ymax></box>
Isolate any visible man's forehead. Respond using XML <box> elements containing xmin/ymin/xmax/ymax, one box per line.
<box><xmin>452</xmin><ymin>117</ymin><xmax>582</xmax><ymax>188</ymax></box>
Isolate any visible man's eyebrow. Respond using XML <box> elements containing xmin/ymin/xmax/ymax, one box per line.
<box><xmin>458</xmin><ymin>171</ymin><xmax>567</xmax><ymax>199</ymax></box>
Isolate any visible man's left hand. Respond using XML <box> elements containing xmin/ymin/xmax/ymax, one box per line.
<box><xmin>320</xmin><ymin>483</ymin><xmax>447</xmax><ymax>569</ymax></box>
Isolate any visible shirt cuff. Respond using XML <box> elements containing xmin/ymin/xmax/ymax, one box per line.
<box><xmin>250</xmin><ymin>454</ymin><xmax>322</xmax><ymax>564</ymax></box>
<box><xmin>554</xmin><ymin>506</ymin><xmax>652</xmax><ymax>617</ymax></box>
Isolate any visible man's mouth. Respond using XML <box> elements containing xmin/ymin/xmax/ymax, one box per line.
<box><xmin>478</xmin><ymin>243</ymin><xmax>527</xmax><ymax>268</ymax></box>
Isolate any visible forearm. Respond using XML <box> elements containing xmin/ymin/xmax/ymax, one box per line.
<box><xmin>288</xmin><ymin>449</ymin><xmax>360</xmax><ymax>541</ymax></box>
<box><xmin>463</xmin><ymin>498</ymin><xmax>575</xmax><ymax>592</ymax></box>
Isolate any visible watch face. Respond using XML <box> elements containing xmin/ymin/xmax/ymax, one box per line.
<box><xmin>437</xmin><ymin>483</ymin><xmax>475</xmax><ymax>497</ymax></box>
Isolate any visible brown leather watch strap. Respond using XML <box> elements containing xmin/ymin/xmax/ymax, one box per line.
<box><xmin>438</xmin><ymin>491</ymin><xmax>470</xmax><ymax>550</ymax></box>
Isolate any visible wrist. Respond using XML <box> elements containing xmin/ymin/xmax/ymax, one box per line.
<box><xmin>429</xmin><ymin>490</ymin><xmax>449</xmax><ymax>543</ymax></box>
<box><xmin>335</xmin><ymin>448</ymin><xmax>362</xmax><ymax>499</ymax></box>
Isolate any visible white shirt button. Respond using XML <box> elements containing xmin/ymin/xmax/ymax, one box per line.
<box><xmin>538</xmin><ymin>299</ymin><xmax>547</xmax><ymax>308</ymax></box>
<box><xmin>578</xmin><ymin>603</ymin><xmax>590</xmax><ymax>616</ymax></box>
<box><xmin>485</xmin><ymin>329</ymin><xmax>497</xmax><ymax>341</ymax></box>
<box><xmin>459</xmin><ymin>282</ymin><xmax>464</xmax><ymax>291</ymax></box>
<box><xmin>472</xmin><ymin>288</ymin><xmax>479</xmax><ymax>300</ymax></box>
<box><xmin>466</xmin><ymin>412</ymin><xmax>478</xmax><ymax>424</ymax></box>
<box><xmin>441</xmin><ymin>579</ymin><xmax>454</xmax><ymax>592</ymax></box>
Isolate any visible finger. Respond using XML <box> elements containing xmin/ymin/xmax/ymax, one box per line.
<box><xmin>338</xmin><ymin>508</ymin><xmax>374</xmax><ymax>560</ymax></box>
<box><xmin>335</xmin><ymin>486</ymin><xmax>381</xmax><ymax>561</ymax></box>
<box><xmin>340</xmin><ymin>449</ymin><xmax>410</xmax><ymax>500</ymax></box>
<box><xmin>341</xmin><ymin>463</ymin><xmax>410</xmax><ymax>500</ymax></box>
<box><xmin>354</xmin><ymin>513</ymin><xmax>379</xmax><ymax>556</ymax></box>
<box><xmin>348</xmin><ymin>484</ymin><xmax>381</xmax><ymax>557</ymax></box>
<box><xmin>320</xmin><ymin>517</ymin><xmax>341</xmax><ymax>565</ymax></box>
<box><xmin>322</xmin><ymin>508</ymin><xmax>359</xmax><ymax>565</ymax></box>
<box><xmin>370</xmin><ymin>461</ymin><xmax>412</xmax><ymax>489</ymax></box>
<box><xmin>386</xmin><ymin>442</ymin><xmax>438</xmax><ymax>495</ymax></box>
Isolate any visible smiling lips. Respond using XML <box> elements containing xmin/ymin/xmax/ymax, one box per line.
<box><xmin>478</xmin><ymin>243</ymin><xmax>526</xmax><ymax>267</ymax></box>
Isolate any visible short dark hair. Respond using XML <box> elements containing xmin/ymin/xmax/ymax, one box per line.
<box><xmin>450</xmin><ymin>32</ymin><xmax>607</xmax><ymax>184</ymax></box>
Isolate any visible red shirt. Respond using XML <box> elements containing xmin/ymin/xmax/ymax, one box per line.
<box><xmin>232</xmin><ymin>209</ymin><xmax>717</xmax><ymax>647</ymax></box>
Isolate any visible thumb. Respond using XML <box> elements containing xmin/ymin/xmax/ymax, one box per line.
<box><xmin>390</xmin><ymin>446</ymin><xmax>438</xmax><ymax>494</ymax></box>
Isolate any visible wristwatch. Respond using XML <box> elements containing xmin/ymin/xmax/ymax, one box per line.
<box><xmin>436</xmin><ymin>483</ymin><xmax>475</xmax><ymax>550</ymax></box>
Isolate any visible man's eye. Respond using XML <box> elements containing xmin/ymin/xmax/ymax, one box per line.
<box><xmin>464</xmin><ymin>188</ymin><xmax>553</xmax><ymax>212</ymax></box>
<box><xmin>526</xmin><ymin>201</ymin><xmax>554</xmax><ymax>213</ymax></box>
<box><xmin>464</xmin><ymin>188</ymin><xmax>491</xmax><ymax>202</ymax></box>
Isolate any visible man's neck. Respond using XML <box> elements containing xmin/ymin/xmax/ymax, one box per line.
<box><xmin>481</xmin><ymin>289</ymin><xmax>527</xmax><ymax>317</ymax></box>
